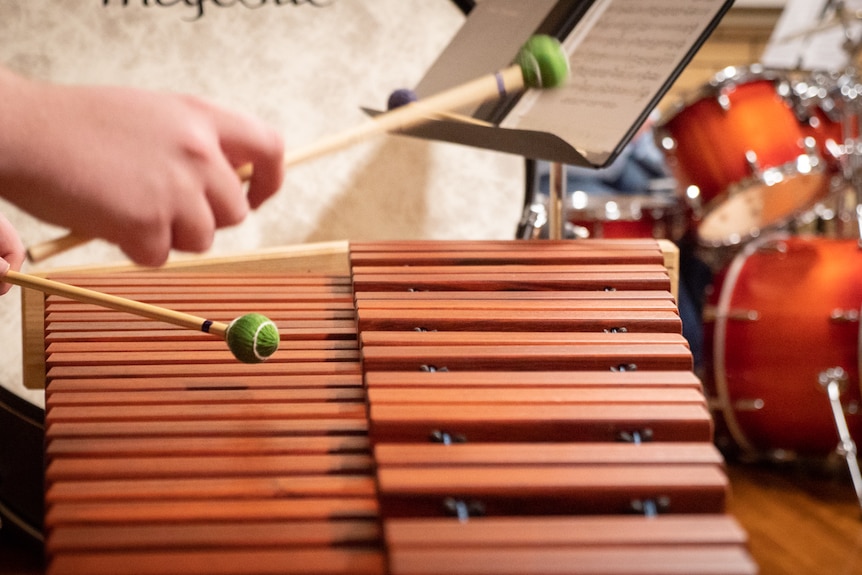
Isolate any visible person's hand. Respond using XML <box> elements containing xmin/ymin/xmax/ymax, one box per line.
<box><xmin>0</xmin><ymin>68</ymin><xmax>285</xmax><ymax>266</ymax></box>
<box><xmin>0</xmin><ymin>212</ymin><xmax>25</xmax><ymax>295</ymax></box>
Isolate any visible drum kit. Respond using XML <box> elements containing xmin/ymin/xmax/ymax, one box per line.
<box><xmin>656</xmin><ymin>14</ymin><xmax>862</xmax><ymax>477</ymax></box>
<box><xmin>519</xmin><ymin>1</ymin><xmax>862</xmax><ymax>507</ymax></box>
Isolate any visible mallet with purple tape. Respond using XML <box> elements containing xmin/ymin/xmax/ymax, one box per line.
<box><xmin>1</xmin><ymin>268</ymin><xmax>279</xmax><ymax>363</ymax></box>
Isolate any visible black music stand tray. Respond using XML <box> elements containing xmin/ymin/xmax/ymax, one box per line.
<box><xmin>377</xmin><ymin>0</ymin><xmax>735</xmax><ymax>238</ymax></box>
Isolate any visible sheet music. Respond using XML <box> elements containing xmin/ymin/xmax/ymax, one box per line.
<box><xmin>501</xmin><ymin>0</ymin><xmax>729</xmax><ymax>165</ymax></box>
<box><xmin>761</xmin><ymin>0</ymin><xmax>862</xmax><ymax>72</ymax></box>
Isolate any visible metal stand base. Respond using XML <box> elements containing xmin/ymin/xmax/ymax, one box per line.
<box><xmin>820</xmin><ymin>367</ymin><xmax>862</xmax><ymax>514</ymax></box>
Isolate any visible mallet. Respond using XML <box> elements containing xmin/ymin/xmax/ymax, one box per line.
<box><xmin>26</xmin><ymin>34</ymin><xmax>569</xmax><ymax>263</ymax></box>
<box><xmin>280</xmin><ymin>34</ymin><xmax>569</xmax><ymax>166</ymax></box>
<box><xmin>2</xmin><ymin>268</ymin><xmax>280</xmax><ymax>363</ymax></box>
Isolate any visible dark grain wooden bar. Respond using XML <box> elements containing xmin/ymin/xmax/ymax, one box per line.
<box><xmin>33</xmin><ymin>240</ymin><xmax>755</xmax><ymax>574</ymax></box>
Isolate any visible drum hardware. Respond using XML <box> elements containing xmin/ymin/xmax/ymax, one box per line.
<box><xmin>776</xmin><ymin>0</ymin><xmax>862</xmax><ymax>45</ymax></box>
<box><xmin>726</xmin><ymin>309</ymin><xmax>759</xmax><ymax>322</ymax></box>
<box><xmin>702</xmin><ymin>306</ymin><xmax>759</xmax><ymax>323</ymax></box>
<box><xmin>819</xmin><ymin>366</ymin><xmax>862</xmax><ymax>512</ymax></box>
<box><xmin>516</xmin><ymin>194</ymin><xmax>583</xmax><ymax>240</ymax></box>
<box><xmin>732</xmin><ymin>399</ymin><xmax>765</xmax><ymax>412</ymax></box>
<box><xmin>831</xmin><ymin>308</ymin><xmax>861</xmax><ymax>322</ymax></box>
<box><xmin>684</xmin><ymin>185</ymin><xmax>704</xmax><ymax>217</ymax></box>
<box><xmin>752</xmin><ymin>239</ymin><xmax>789</xmax><ymax>254</ymax></box>
<box><xmin>791</xmin><ymin>198</ymin><xmax>844</xmax><ymax>236</ymax></box>
<box><xmin>569</xmin><ymin>224</ymin><xmax>591</xmax><ymax>239</ymax></box>
<box><xmin>516</xmin><ymin>201</ymin><xmax>547</xmax><ymax>240</ymax></box>
<box><xmin>826</xmin><ymin>137</ymin><xmax>845</xmax><ymax>161</ymax></box>
<box><xmin>856</xmin><ymin>203</ymin><xmax>862</xmax><ymax>247</ymax></box>
<box><xmin>521</xmin><ymin>152</ymin><xmax>686</xmax><ymax>243</ymax></box>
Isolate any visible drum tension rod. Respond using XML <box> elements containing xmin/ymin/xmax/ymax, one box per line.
<box><xmin>745</xmin><ymin>150</ymin><xmax>763</xmax><ymax>179</ymax></box>
<box><xmin>819</xmin><ymin>366</ymin><xmax>862</xmax><ymax>515</ymax></box>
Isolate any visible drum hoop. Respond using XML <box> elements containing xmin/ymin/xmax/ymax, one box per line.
<box><xmin>655</xmin><ymin>63</ymin><xmax>786</xmax><ymax>129</ymax></box>
<box><xmin>567</xmin><ymin>194</ymin><xmax>681</xmax><ymax>219</ymax></box>
<box><xmin>858</xmin><ymin>302</ymin><xmax>862</xmax><ymax>404</ymax></box>
<box><xmin>694</xmin><ymin>155</ymin><xmax>827</xmax><ymax>248</ymax></box>
<box><xmin>711</xmin><ymin>232</ymin><xmax>792</xmax><ymax>453</ymax></box>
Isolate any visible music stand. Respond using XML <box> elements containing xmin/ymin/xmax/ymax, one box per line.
<box><xmin>386</xmin><ymin>0</ymin><xmax>735</xmax><ymax>238</ymax></box>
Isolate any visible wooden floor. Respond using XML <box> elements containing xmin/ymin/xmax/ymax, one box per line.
<box><xmin>2</xmin><ymin>458</ymin><xmax>861</xmax><ymax>575</ymax></box>
<box><xmin>727</xmin><ymin>457</ymin><xmax>862</xmax><ymax>575</ymax></box>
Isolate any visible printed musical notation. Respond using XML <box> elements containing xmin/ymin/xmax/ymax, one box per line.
<box><xmin>503</xmin><ymin>0</ymin><xmax>727</xmax><ymax>166</ymax></box>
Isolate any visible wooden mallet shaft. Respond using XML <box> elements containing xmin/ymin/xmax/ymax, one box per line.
<box><xmin>280</xmin><ymin>65</ymin><xmax>525</xmax><ymax>167</ymax></box>
<box><xmin>2</xmin><ymin>268</ymin><xmax>229</xmax><ymax>337</ymax></box>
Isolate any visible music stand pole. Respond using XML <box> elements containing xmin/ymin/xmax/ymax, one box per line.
<box><xmin>548</xmin><ymin>161</ymin><xmax>565</xmax><ymax>240</ymax></box>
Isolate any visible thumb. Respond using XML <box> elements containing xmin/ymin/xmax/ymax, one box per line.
<box><xmin>0</xmin><ymin>211</ymin><xmax>25</xmax><ymax>296</ymax></box>
<box><xmin>0</xmin><ymin>257</ymin><xmax>11</xmax><ymax>296</ymax></box>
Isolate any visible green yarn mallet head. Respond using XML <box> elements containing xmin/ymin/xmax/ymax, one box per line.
<box><xmin>517</xmin><ymin>35</ymin><xmax>569</xmax><ymax>90</ymax></box>
<box><xmin>224</xmin><ymin>313</ymin><xmax>280</xmax><ymax>364</ymax></box>
<box><xmin>0</xmin><ymin>267</ymin><xmax>280</xmax><ymax>365</ymax></box>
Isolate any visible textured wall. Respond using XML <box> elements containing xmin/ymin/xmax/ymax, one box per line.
<box><xmin>0</xmin><ymin>1</ymin><xmax>526</xmax><ymax>406</ymax></box>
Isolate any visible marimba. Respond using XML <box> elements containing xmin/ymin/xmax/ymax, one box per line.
<box><xmin>27</xmin><ymin>239</ymin><xmax>757</xmax><ymax>575</ymax></box>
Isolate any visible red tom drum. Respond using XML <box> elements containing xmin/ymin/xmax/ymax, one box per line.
<box><xmin>566</xmin><ymin>193</ymin><xmax>686</xmax><ymax>240</ymax></box>
<box><xmin>704</xmin><ymin>233</ymin><xmax>862</xmax><ymax>456</ymax></box>
<box><xmin>656</xmin><ymin>66</ymin><xmax>830</xmax><ymax>248</ymax></box>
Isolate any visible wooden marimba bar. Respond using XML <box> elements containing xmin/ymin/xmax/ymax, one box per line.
<box><xmin>38</xmin><ymin>239</ymin><xmax>757</xmax><ymax>575</ymax></box>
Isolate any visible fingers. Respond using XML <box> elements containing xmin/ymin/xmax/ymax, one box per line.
<box><xmin>203</xmin><ymin>153</ymin><xmax>251</xmax><ymax>229</ymax></box>
<box><xmin>117</xmin><ymin>221</ymin><xmax>173</xmax><ymax>268</ymax></box>
<box><xmin>0</xmin><ymin>256</ymin><xmax>11</xmax><ymax>298</ymax></box>
<box><xmin>193</xmin><ymin>96</ymin><xmax>285</xmax><ymax>210</ymax></box>
<box><xmin>120</xmin><ymin>99</ymin><xmax>281</xmax><ymax>267</ymax></box>
<box><xmin>71</xmin><ymin>94</ymin><xmax>283</xmax><ymax>269</ymax></box>
<box><xmin>115</xmin><ymin>160</ymin><xmax>244</xmax><ymax>267</ymax></box>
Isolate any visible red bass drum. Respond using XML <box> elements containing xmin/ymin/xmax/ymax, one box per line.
<box><xmin>704</xmin><ymin>233</ymin><xmax>862</xmax><ymax>457</ymax></box>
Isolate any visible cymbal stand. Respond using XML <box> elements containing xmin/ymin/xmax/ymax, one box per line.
<box><xmin>841</xmin><ymin>105</ymin><xmax>862</xmax><ymax>246</ymax></box>
<box><xmin>819</xmin><ymin>366</ymin><xmax>862</xmax><ymax>513</ymax></box>
<box><xmin>830</xmin><ymin>0</ymin><xmax>862</xmax><ymax>245</ymax></box>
